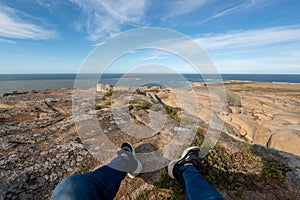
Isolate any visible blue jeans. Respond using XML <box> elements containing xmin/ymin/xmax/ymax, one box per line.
<box><xmin>51</xmin><ymin>157</ymin><xmax>224</xmax><ymax>200</ymax></box>
<box><xmin>177</xmin><ymin>165</ymin><xmax>224</xmax><ymax>200</ymax></box>
<box><xmin>51</xmin><ymin>156</ymin><xmax>129</xmax><ymax>200</ymax></box>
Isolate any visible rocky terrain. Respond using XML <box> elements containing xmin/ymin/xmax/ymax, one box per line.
<box><xmin>0</xmin><ymin>82</ymin><xmax>300</xmax><ymax>199</ymax></box>
<box><xmin>148</xmin><ymin>82</ymin><xmax>300</xmax><ymax>156</ymax></box>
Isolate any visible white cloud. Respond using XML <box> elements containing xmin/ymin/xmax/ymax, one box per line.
<box><xmin>196</xmin><ymin>26</ymin><xmax>300</xmax><ymax>50</ymax></box>
<box><xmin>0</xmin><ymin>4</ymin><xmax>57</xmax><ymax>40</ymax></box>
<box><xmin>69</xmin><ymin>0</ymin><xmax>147</xmax><ymax>41</ymax></box>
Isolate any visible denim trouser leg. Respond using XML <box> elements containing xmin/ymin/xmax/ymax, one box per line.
<box><xmin>177</xmin><ymin>165</ymin><xmax>224</xmax><ymax>200</ymax></box>
<box><xmin>51</xmin><ymin>156</ymin><xmax>129</xmax><ymax>200</ymax></box>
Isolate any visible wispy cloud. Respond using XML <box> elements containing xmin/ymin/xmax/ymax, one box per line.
<box><xmin>69</xmin><ymin>0</ymin><xmax>147</xmax><ymax>41</ymax></box>
<box><xmin>164</xmin><ymin>0</ymin><xmax>210</xmax><ymax>19</ymax></box>
<box><xmin>195</xmin><ymin>0</ymin><xmax>281</xmax><ymax>26</ymax></box>
<box><xmin>196</xmin><ymin>25</ymin><xmax>300</xmax><ymax>73</ymax></box>
<box><xmin>137</xmin><ymin>50</ymin><xmax>172</xmax><ymax>61</ymax></box>
<box><xmin>200</xmin><ymin>25</ymin><xmax>300</xmax><ymax>73</ymax></box>
<box><xmin>0</xmin><ymin>37</ymin><xmax>16</xmax><ymax>44</ymax></box>
<box><xmin>0</xmin><ymin>4</ymin><xmax>57</xmax><ymax>40</ymax></box>
<box><xmin>215</xmin><ymin>56</ymin><xmax>300</xmax><ymax>74</ymax></box>
<box><xmin>163</xmin><ymin>0</ymin><xmax>278</xmax><ymax>27</ymax></box>
<box><xmin>196</xmin><ymin>26</ymin><xmax>300</xmax><ymax>50</ymax></box>
<box><xmin>197</xmin><ymin>3</ymin><xmax>247</xmax><ymax>25</ymax></box>
<box><xmin>127</xmin><ymin>25</ymin><xmax>300</xmax><ymax>73</ymax></box>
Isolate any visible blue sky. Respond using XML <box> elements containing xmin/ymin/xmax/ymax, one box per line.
<box><xmin>0</xmin><ymin>0</ymin><xmax>300</xmax><ymax>74</ymax></box>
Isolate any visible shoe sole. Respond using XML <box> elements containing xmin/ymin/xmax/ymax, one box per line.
<box><xmin>168</xmin><ymin>146</ymin><xmax>200</xmax><ymax>179</ymax></box>
<box><xmin>128</xmin><ymin>159</ymin><xmax>142</xmax><ymax>179</ymax></box>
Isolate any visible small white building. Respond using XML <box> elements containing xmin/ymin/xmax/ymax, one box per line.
<box><xmin>96</xmin><ymin>83</ymin><xmax>112</xmax><ymax>92</ymax></box>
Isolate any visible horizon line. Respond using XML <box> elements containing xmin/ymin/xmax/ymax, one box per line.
<box><xmin>1</xmin><ymin>73</ymin><xmax>300</xmax><ymax>75</ymax></box>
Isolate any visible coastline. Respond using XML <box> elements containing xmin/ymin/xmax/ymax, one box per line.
<box><xmin>1</xmin><ymin>79</ymin><xmax>300</xmax><ymax>95</ymax></box>
<box><xmin>1</xmin><ymin>73</ymin><xmax>300</xmax><ymax>94</ymax></box>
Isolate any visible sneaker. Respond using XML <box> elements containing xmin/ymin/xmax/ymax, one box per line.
<box><xmin>118</xmin><ymin>142</ymin><xmax>142</xmax><ymax>179</ymax></box>
<box><xmin>168</xmin><ymin>146</ymin><xmax>201</xmax><ymax>179</ymax></box>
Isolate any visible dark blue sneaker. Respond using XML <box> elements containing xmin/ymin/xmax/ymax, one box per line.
<box><xmin>168</xmin><ymin>146</ymin><xmax>201</xmax><ymax>179</ymax></box>
<box><xmin>118</xmin><ymin>142</ymin><xmax>142</xmax><ymax>178</ymax></box>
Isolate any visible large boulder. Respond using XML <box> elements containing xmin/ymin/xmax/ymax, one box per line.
<box><xmin>269</xmin><ymin>129</ymin><xmax>300</xmax><ymax>156</ymax></box>
<box><xmin>227</xmin><ymin>114</ymin><xmax>256</xmax><ymax>141</ymax></box>
<box><xmin>253</xmin><ymin>126</ymin><xmax>271</xmax><ymax>146</ymax></box>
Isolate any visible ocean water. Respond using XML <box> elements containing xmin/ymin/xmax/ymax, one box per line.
<box><xmin>0</xmin><ymin>74</ymin><xmax>299</xmax><ymax>94</ymax></box>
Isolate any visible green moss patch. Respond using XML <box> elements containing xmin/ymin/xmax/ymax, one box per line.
<box><xmin>165</xmin><ymin>106</ymin><xmax>180</xmax><ymax>122</ymax></box>
<box><xmin>129</xmin><ymin>99</ymin><xmax>152</xmax><ymax>109</ymax></box>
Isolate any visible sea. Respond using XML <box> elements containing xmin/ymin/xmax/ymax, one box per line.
<box><xmin>0</xmin><ymin>74</ymin><xmax>299</xmax><ymax>94</ymax></box>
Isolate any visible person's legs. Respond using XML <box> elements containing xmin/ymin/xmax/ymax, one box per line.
<box><xmin>51</xmin><ymin>142</ymin><xmax>142</xmax><ymax>200</ymax></box>
<box><xmin>177</xmin><ymin>165</ymin><xmax>224</xmax><ymax>200</ymax></box>
<box><xmin>168</xmin><ymin>147</ymin><xmax>224</xmax><ymax>200</ymax></box>
<box><xmin>51</xmin><ymin>156</ymin><xmax>128</xmax><ymax>200</ymax></box>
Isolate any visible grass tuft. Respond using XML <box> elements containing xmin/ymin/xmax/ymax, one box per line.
<box><xmin>155</xmin><ymin>130</ymin><xmax>292</xmax><ymax>199</ymax></box>
<box><xmin>154</xmin><ymin>173</ymin><xmax>184</xmax><ymax>200</ymax></box>
<box><xmin>226</xmin><ymin>90</ymin><xmax>242</xmax><ymax>107</ymax></box>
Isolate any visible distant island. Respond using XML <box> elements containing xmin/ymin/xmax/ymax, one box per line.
<box><xmin>119</xmin><ymin>77</ymin><xmax>140</xmax><ymax>81</ymax></box>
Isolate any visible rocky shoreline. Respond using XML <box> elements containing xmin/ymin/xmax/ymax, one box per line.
<box><xmin>1</xmin><ymin>82</ymin><xmax>300</xmax><ymax>199</ymax></box>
